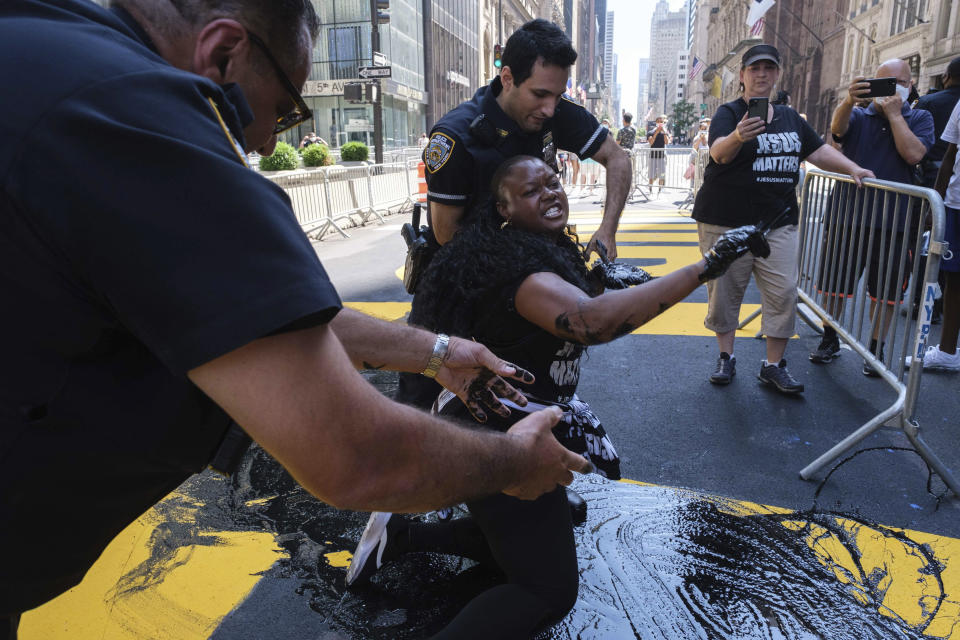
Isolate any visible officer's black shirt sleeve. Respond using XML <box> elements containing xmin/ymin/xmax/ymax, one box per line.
<box><xmin>423</xmin><ymin>128</ymin><xmax>474</xmax><ymax>205</ymax></box>
<box><xmin>554</xmin><ymin>96</ymin><xmax>607</xmax><ymax>158</ymax></box>
<box><xmin>9</xmin><ymin>72</ymin><xmax>342</xmax><ymax>375</ymax></box>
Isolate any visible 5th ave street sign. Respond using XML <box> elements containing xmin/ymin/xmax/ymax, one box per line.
<box><xmin>359</xmin><ymin>65</ymin><xmax>392</xmax><ymax>79</ymax></box>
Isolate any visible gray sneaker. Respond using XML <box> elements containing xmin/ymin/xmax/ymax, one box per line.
<box><xmin>709</xmin><ymin>352</ymin><xmax>736</xmax><ymax>384</ymax></box>
<box><xmin>758</xmin><ymin>359</ymin><xmax>804</xmax><ymax>394</ymax></box>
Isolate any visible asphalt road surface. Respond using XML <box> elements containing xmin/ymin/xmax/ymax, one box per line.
<box><xmin>20</xmin><ymin>192</ymin><xmax>960</xmax><ymax>640</ymax></box>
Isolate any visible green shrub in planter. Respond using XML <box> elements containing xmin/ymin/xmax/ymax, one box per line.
<box><xmin>340</xmin><ymin>141</ymin><xmax>369</xmax><ymax>162</ymax></box>
<box><xmin>302</xmin><ymin>143</ymin><xmax>331</xmax><ymax>167</ymax></box>
<box><xmin>259</xmin><ymin>141</ymin><xmax>299</xmax><ymax>170</ymax></box>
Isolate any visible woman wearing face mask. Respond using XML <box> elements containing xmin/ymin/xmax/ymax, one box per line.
<box><xmin>344</xmin><ymin>155</ymin><xmax>769</xmax><ymax>639</ymax></box>
<box><xmin>691</xmin><ymin>43</ymin><xmax>873</xmax><ymax>395</ymax></box>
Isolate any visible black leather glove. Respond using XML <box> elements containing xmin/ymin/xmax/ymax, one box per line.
<box><xmin>699</xmin><ymin>225</ymin><xmax>771</xmax><ymax>282</ymax></box>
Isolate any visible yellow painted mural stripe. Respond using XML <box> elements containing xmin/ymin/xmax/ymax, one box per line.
<box><xmin>343</xmin><ymin>302</ymin><xmax>787</xmax><ymax>338</ymax></box>
<box><xmin>613</xmin><ymin>245</ymin><xmax>703</xmax><ymax>276</ymax></box>
<box><xmin>345</xmin><ymin>300</ymin><xmax>411</xmax><ymax>322</ymax></box>
<box><xmin>20</xmin><ymin>491</ymin><xmax>284</xmax><ymax>640</ymax></box>
<box><xmin>620</xmin><ymin>478</ymin><xmax>960</xmax><ymax>635</ymax></box>
<box><xmin>19</xmin><ymin>477</ymin><xmax>960</xmax><ymax>638</ymax></box>
<box><xmin>582</xmin><ymin>231</ymin><xmax>701</xmax><ymax>243</ymax></box>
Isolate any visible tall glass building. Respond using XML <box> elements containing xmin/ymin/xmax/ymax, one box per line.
<box><xmin>296</xmin><ymin>0</ymin><xmax>427</xmax><ymax>150</ymax></box>
<box><xmin>423</xmin><ymin>0</ymin><xmax>479</xmax><ymax>129</ymax></box>
<box><xmin>88</xmin><ymin>0</ymin><xmax>428</xmax><ymax>151</ymax></box>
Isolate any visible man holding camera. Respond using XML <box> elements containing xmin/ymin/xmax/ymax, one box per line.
<box><xmin>814</xmin><ymin>59</ymin><xmax>934</xmax><ymax>373</ymax></box>
<box><xmin>647</xmin><ymin>115</ymin><xmax>671</xmax><ymax>193</ymax></box>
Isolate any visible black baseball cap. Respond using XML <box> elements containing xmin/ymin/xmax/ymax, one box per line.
<box><xmin>741</xmin><ymin>44</ymin><xmax>781</xmax><ymax>68</ymax></box>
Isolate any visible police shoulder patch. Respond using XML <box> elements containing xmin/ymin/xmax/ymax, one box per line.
<box><xmin>425</xmin><ymin>132</ymin><xmax>456</xmax><ymax>173</ymax></box>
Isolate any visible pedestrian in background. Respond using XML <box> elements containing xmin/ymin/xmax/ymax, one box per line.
<box><xmin>907</xmin><ymin>84</ymin><xmax>960</xmax><ymax>371</ymax></box>
<box><xmin>816</xmin><ymin>58</ymin><xmax>934</xmax><ymax>375</ymax></box>
<box><xmin>914</xmin><ymin>57</ymin><xmax>960</xmax><ymax>188</ymax></box>
<box><xmin>617</xmin><ymin>112</ymin><xmax>637</xmax><ymax>151</ymax></box>
<box><xmin>693</xmin><ymin>44</ymin><xmax>873</xmax><ymax>394</ymax></box>
<box><xmin>647</xmin><ymin>115</ymin><xmax>671</xmax><ymax>194</ymax></box>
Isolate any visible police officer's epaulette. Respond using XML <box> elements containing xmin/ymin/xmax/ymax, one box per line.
<box><xmin>561</xmin><ymin>94</ymin><xmax>583</xmax><ymax>108</ymax></box>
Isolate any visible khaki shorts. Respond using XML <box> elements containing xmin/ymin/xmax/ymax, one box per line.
<box><xmin>698</xmin><ymin>222</ymin><xmax>799</xmax><ymax>338</ymax></box>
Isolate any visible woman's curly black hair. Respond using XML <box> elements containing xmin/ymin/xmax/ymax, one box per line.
<box><xmin>411</xmin><ymin>171</ymin><xmax>595</xmax><ymax>338</ymax></box>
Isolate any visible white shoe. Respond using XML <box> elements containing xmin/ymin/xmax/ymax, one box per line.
<box><xmin>905</xmin><ymin>345</ymin><xmax>960</xmax><ymax>371</ymax></box>
<box><xmin>345</xmin><ymin>512</ymin><xmax>400</xmax><ymax>587</ymax></box>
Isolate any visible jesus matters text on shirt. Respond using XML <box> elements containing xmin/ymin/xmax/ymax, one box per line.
<box><xmin>693</xmin><ymin>101</ymin><xmax>823</xmax><ymax>229</ymax></box>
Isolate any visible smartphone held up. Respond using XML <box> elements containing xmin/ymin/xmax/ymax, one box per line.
<box><xmin>747</xmin><ymin>97</ymin><xmax>769</xmax><ymax>123</ymax></box>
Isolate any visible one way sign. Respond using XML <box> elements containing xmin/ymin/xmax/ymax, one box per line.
<box><xmin>359</xmin><ymin>65</ymin><xmax>392</xmax><ymax>79</ymax></box>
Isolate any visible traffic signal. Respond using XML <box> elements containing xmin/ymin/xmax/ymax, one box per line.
<box><xmin>494</xmin><ymin>44</ymin><xmax>502</xmax><ymax>69</ymax></box>
<box><xmin>344</xmin><ymin>82</ymin><xmax>363</xmax><ymax>102</ymax></box>
<box><xmin>375</xmin><ymin>0</ymin><xmax>389</xmax><ymax>24</ymax></box>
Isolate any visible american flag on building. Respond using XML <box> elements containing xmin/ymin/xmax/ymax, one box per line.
<box><xmin>688</xmin><ymin>56</ymin><xmax>705</xmax><ymax>81</ymax></box>
<box><xmin>749</xmin><ymin>17</ymin><xmax>765</xmax><ymax>37</ymax></box>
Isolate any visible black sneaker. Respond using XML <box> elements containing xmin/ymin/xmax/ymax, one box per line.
<box><xmin>345</xmin><ymin>512</ymin><xmax>406</xmax><ymax>587</ymax></box>
<box><xmin>862</xmin><ymin>348</ymin><xmax>885</xmax><ymax>377</ymax></box>
<box><xmin>566</xmin><ymin>487</ymin><xmax>587</xmax><ymax>526</ymax></box>
<box><xmin>809</xmin><ymin>334</ymin><xmax>841</xmax><ymax>364</ymax></box>
<box><xmin>709</xmin><ymin>352</ymin><xmax>736</xmax><ymax>385</ymax></box>
<box><xmin>758</xmin><ymin>359</ymin><xmax>805</xmax><ymax>394</ymax></box>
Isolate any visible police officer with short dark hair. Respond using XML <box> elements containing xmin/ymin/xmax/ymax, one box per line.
<box><xmin>423</xmin><ymin>19</ymin><xmax>631</xmax><ymax>260</ymax></box>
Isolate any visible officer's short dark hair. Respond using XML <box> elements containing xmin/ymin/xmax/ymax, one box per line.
<box><xmin>128</xmin><ymin>0</ymin><xmax>320</xmax><ymax>72</ymax></box>
<box><xmin>501</xmin><ymin>19</ymin><xmax>577</xmax><ymax>86</ymax></box>
<box><xmin>623</xmin><ymin>113</ymin><xmax>633</xmax><ymax>124</ymax></box>
<box><xmin>947</xmin><ymin>56</ymin><xmax>960</xmax><ymax>83</ymax></box>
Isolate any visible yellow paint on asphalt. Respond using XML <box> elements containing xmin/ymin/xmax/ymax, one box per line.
<box><xmin>324</xmin><ymin>550</ymin><xmax>353</xmax><ymax>568</ymax></box>
<box><xmin>345</xmin><ymin>300</ymin><xmax>410</xmax><ymax>322</ymax></box>
<box><xmin>20</xmin><ymin>490</ymin><xmax>284</xmax><ymax>640</ymax></box>
<box><xmin>341</xmin><ymin>301</ymin><xmax>769</xmax><ymax>337</ymax></box>
<box><xmin>612</xmin><ymin>245</ymin><xmax>702</xmax><ymax>275</ymax></box>
<box><xmin>19</xmin><ymin>477</ymin><xmax>960</xmax><ymax>638</ymax></box>
<box><xmin>21</xmin><ymin>208</ymin><xmax>953</xmax><ymax>637</ymax></box>
<box><xmin>621</xmin><ymin>479</ymin><xmax>960</xmax><ymax>636</ymax></box>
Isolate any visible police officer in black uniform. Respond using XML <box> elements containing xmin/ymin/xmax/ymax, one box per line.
<box><xmin>422</xmin><ymin>19</ymin><xmax>632</xmax><ymax>259</ymax></box>
<box><xmin>0</xmin><ymin>2</ymin><xmax>593</xmax><ymax>634</ymax></box>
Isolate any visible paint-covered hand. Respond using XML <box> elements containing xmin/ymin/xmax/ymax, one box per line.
<box><xmin>586</xmin><ymin>227</ymin><xmax>618</xmax><ymax>261</ymax></box>
<box><xmin>503</xmin><ymin>406</ymin><xmax>595</xmax><ymax>500</ymax></box>
<box><xmin>434</xmin><ymin>337</ymin><xmax>535</xmax><ymax>423</ymax></box>
<box><xmin>699</xmin><ymin>225</ymin><xmax>769</xmax><ymax>282</ymax></box>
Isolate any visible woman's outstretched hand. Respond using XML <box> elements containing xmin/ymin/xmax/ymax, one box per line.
<box><xmin>699</xmin><ymin>225</ymin><xmax>771</xmax><ymax>282</ymax></box>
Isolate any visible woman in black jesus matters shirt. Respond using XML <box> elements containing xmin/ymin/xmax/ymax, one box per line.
<box><xmin>692</xmin><ymin>43</ymin><xmax>872</xmax><ymax>395</ymax></box>
<box><xmin>344</xmin><ymin>156</ymin><xmax>769</xmax><ymax>639</ymax></box>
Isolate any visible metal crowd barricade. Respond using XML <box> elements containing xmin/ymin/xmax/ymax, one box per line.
<box><xmin>265</xmin><ymin>161</ymin><xmax>417</xmax><ymax>240</ymax></box>
<box><xmin>796</xmin><ymin>169</ymin><xmax>958</xmax><ymax>495</ymax></box>
<box><xmin>625</xmin><ymin>146</ymin><xmax>705</xmax><ymax>206</ymax></box>
<box><xmin>367</xmin><ymin>162</ymin><xmax>414</xmax><ymax>214</ymax></box>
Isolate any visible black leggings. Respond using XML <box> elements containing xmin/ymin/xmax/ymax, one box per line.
<box><xmin>403</xmin><ymin>486</ymin><xmax>578</xmax><ymax>639</ymax></box>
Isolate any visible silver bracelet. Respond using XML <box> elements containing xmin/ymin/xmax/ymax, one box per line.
<box><xmin>422</xmin><ymin>333</ymin><xmax>449</xmax><ymax>379</ymax></box>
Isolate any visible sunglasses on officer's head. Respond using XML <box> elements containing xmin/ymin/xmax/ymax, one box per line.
<box><xmin>246</xmin><ymin>31</ymin><xmax>313</xmax><ymax>135</ymax></box>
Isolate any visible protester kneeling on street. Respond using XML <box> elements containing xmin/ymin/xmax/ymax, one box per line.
<box><xmin>344</xmin><ymin>155</ymin><xmax>771</xmax><ymax>639</ymax></box>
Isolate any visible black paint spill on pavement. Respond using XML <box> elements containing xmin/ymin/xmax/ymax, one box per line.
<box><xmin>193</xmin><ymin>370</ymin><xmax>955</xmax><ymax>638</ymax></box>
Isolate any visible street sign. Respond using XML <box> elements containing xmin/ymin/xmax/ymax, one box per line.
<box><xmin>372</xmin><ymin>51</ymin><xmax>388</xmax><ymax>67</ymax></box>
<box><xmin>359</xmin><ymin>65</ymin><xmax>392</xmax><ymax>79</ymax></box>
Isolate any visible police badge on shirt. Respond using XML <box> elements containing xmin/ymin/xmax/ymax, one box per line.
<box><xmin>425</xmin><ymin>132</ymin><xmax>456</xmax><ymax>174</ymax></box>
